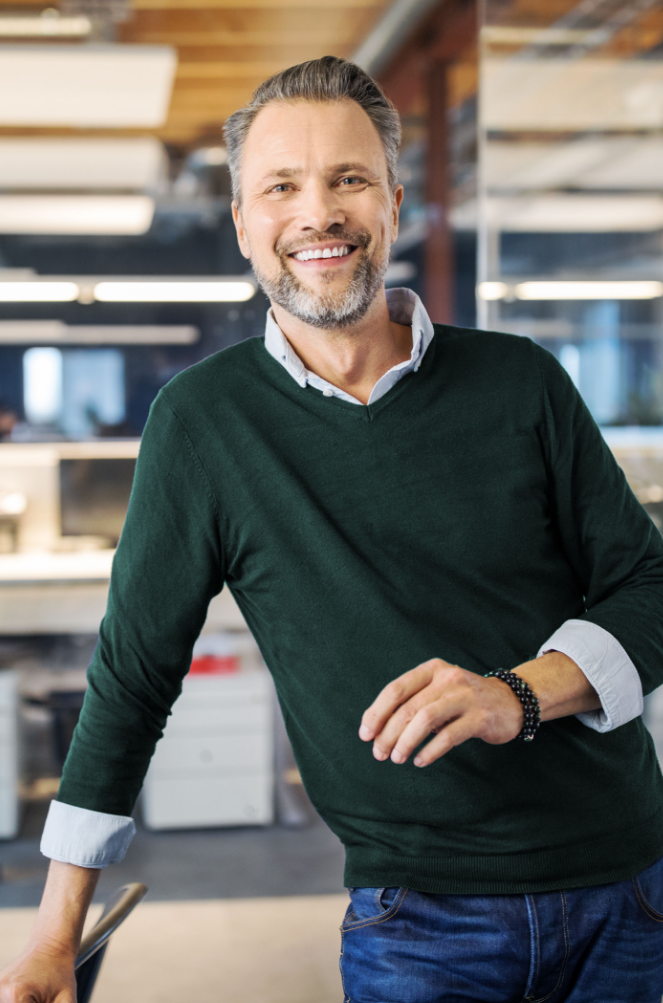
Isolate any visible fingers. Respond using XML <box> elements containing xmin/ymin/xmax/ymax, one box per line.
<box><xmin>388</xmin><ymin>694</ymin><xmax>467</xmax><ymax>764</ymax></box>
<box><xmin>358</xmin><ymin>661</ymin><xmax>440</xmax><ymax>742</ymax></box>
<box><xmin>412</xmin><ymin>717</ymin><xmax>479</xmax><ymax>767</ymax></box>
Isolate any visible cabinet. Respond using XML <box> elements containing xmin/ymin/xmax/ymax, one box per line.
<box><xmin>0</xmin><ymin>671</ymin><xmax>19</xmax><ymax>839</ymax></box>
<box><xmin>142</xmin><ymin>670</ymin><xmax>274</xmax><ymax>830</ymax></box>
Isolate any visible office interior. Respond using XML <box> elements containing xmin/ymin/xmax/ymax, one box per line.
<box><xmin>1</xmin><ymin>0</ymin><xmax>663</xmax><ymax>999</ymax></box>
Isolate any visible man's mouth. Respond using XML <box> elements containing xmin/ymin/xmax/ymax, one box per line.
<box><xmin>289</xmin><ymin>243</ymin><xmax>356</xmax><ymax>262</ymax></box>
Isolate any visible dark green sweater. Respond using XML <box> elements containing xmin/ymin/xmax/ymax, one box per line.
<box><xmin>60</xmin><ymin>325</ymin><xmax>663</xmax><ymax>894</ymax></box>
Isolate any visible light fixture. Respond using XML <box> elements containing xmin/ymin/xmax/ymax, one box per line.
<box><xmin>0</xmin><ymin>45</ymin><xmax>177</xmax><ymax>128</ymax></box>
<box><xmin>0</xmin><ymin>9</ymin><xmax>91</xmax><ymax>37</ymax></box>
<box><xmin>0</xmin><ymin>196</ymin><xmax>155</xmax><ymax>236</ymax></box>
<box><xmin>0</xmin><ymin>138</ymin><xmax>165</xmax><ymax>191</ymax></box>
<box><xmin>0</xmin><ymin>282</ymin><xmax>79</xmax><ymax>302</ymax></box>
<box><xmin>93</xmin><ymin>280</ymin><xmax>256</xmax><ymax>303</ymax></box>
<box><xmin>515</xmin><ymin>281</ymin><xmax>663</xmax><ymax>300</ymax></box>
<box><xmin>477</xmin><ymin>282</ymin><xmax>509</xmax><ymax>301</ymax></box>
<box><xmin>483</xmin><ymin>58</ymin><xmax>663</xmax><ymax>131</ymax></box>
<box><xmin>0</xmin><ymin>492</ymin><xmax>27</xmax><ymax>516</ymax></box>
<box><xmin>0</xmin><ymin>322</ymin><xmax>199</xmax><ymax>344</ymax></box>
<box><xmin>452</xmin><ymin>195</ymin><xmax>663</xmax><ymax>233</ymax></box>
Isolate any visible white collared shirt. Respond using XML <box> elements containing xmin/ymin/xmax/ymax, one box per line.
<box><xmin>264</xmin><ymin>287</ymin><xmax>434</xmax><ymax>405</ymax></box>
<box><xmin>39</xmin><ymin>289</ymin><xmax>644</xmax><ymax>868</ymax></box>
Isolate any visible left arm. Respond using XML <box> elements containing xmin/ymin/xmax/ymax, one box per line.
<box><xmin>359</xmin><ymin>650</ymin><xmax>599</xmax><ymax>767</ymax></box>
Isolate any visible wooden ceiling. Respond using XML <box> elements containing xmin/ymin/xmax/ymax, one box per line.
<box><xmin>0</xmin><ymin>0</ymin><xmax>392</xmax><ymax>146</ymax></box>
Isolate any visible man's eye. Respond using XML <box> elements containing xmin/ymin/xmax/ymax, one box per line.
<box><xmin>269</xmin><ymin>183</ymin><xmax>293</xmax><ymax>194</ymax></box>
<box><xmin>339</xmin><ymin>176</ymin><xmax>365</xmax><ymax>187</ymax></box>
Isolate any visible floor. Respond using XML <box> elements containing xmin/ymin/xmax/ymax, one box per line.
<box><xmin>0</xmin><ymin>802</ymin><xmax>349</xmax><ymax>1001</ymax></box>
<box><xmin>0</xmin><ymin>802</ymin><xmax>348</xmax><ymax>908</ymax></box>
<box><xmin>0</xmin><ymin>895</ymin><xmax>349</xmax><ymax>1003</ymax></box>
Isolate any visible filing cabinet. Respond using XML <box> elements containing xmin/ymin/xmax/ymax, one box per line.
<box><xmin>142</xmin><ymin>669</ymin><xmax>274</xmax><ymax>830</ymax></box>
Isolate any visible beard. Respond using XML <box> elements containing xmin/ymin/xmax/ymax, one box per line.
<box><xmin>251</xmin><ymin>227</ymin><xmax>390</xmax><ymax>330</ymax></box>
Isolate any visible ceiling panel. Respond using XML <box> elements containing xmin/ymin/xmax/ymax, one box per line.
<box><xmin>0</xmin><ymin>0</ymin><xmax>391</xmax><ymax>144</ymax></box>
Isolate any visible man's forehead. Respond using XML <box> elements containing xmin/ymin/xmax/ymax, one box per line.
<box><xmin>242</xmin><ymin>101</ymin><xmax>387</xmax><ymax>180</ymax></box>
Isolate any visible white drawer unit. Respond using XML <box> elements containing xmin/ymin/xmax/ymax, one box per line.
<box><xmin>143</xmin><ymin>670</ymin><xmax>274</xmax><ymax>830</ymax></box>
<box><xmin>0</xmin><ymin>670</ymin><xmax>19</xmax><ymax>839</ymax></box>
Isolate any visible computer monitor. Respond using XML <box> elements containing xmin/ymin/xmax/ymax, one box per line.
<box><xmin>60</xmin><ymin>458</ymin><xmax>136</xmax><ymax>545</ymax></box>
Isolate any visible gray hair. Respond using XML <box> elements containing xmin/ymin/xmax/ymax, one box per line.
<box><xmin>224</xmin><ymin>55</ymin><xmax>401</xmax><ymax>207</ymax></box>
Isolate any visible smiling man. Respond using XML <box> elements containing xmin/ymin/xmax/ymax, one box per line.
<box><xmin>3</xmin><ymin>56</ymin><xmax>663</xmax><ymax>1003</ymax></box>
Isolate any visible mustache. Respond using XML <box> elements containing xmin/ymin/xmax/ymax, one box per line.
<box><xmin>276</xmin><ymin>227</ymin><xmax>372</xmax><ymax>259</ymax></box>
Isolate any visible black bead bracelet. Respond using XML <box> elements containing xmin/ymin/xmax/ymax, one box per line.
<box><xmin>484</xmin><ymin>669</ymin><xmax>541</xmax><ymax>742</ymax></box>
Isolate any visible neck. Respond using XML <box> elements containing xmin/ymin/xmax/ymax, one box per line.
<box><xmin>270</xmin><ymin>290</ymin><xmax>412</xmax><ymax>405</ymax></box>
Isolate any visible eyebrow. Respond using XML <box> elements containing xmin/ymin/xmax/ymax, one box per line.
<box><xmin>257</xmin><ymin>162</ymin><xmax>379</xmax><ymax>184</ymax></box>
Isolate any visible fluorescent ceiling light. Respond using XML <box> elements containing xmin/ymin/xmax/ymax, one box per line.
<box><xmin>477</xmin><ymin>282</ymin><xmax>508</xmax><ymax>301</ymax></box>
<box><xmin>0</xmin><ymin>282</ymin><xmax>79</xmax><ymax>302</ymax></box>
<box><xmin>0</xmin><ymin>196</ymin><xmax>154</xmax><ymax>235</ymax></box>
<box><xmin>451</xmin><ymin>195</ymin><xmax>663</xmax><ymax>232</ymax></box>
<box><xmin>482</xmin><ymin>59</ymin><xmax>663</xmax><ymax>131</ymax></box>
<box><xmin>0</xmin><ymin>321</ymin><xmax>199</xmax><ymax>344</ymax></box>
<box><xmin>94</xmin><ymin>280</ymin><xmax>256</xmax><ymax>302</ymax></box>
<box><xmin>0</xmin><ymin>11</ymin><xmax>91</xmax><ymax>37</ymax></box>
<box><xmin>484</xmin><ymin>138</ymin><xmax>663</xmax><ymax>192</ymax></box>
<box><xmin>481</xmin><ymin>26</ymin><xmax>595</xmax><ymax>45</ymax></box>
<box><xmin>0</xmin><ymin>138</ymin><xmax>165</xmax><ymax>191</ymax></box>
<box><xmin>0</xmin><ymin>45</ymin><xmax>177</xmax><ymax>128</ymax></box>
<box><xmin>515</xmin><ymin>281</ymin><xmax>663</xmax><ymax>300</ymax></box>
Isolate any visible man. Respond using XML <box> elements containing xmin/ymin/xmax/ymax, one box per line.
<box><xmin>2</xmin><ymin>56</ymin><xmax>663</xmax><ymax>1003</ymax></box>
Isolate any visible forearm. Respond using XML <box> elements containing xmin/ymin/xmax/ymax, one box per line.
<box><xmin>29</xmin><ymin>860</ymin><xmax>100</xmax><ymax>959</ymax></box>
<box><xmin>513</xmin><ymin>650</ymin><xmax>601</xmax><ymax>722</ymax></box>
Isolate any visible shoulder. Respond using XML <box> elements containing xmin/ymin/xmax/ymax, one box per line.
<box><xmin>431</xmin><ymin>322</ymin><xmax>551</xmax><ymax>381</ymax></box>
<box><xmin>162</xmin><ymin>337</ymin><xmax>265</xmax><ymax>406</ymax></box>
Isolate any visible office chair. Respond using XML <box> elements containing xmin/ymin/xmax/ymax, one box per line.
<box><xmin>75</xmin><ymin>882</ymin><xmax>147</xmax><ymax>1003</ymax></box>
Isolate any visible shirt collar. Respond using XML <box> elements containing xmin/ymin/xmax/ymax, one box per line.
<box><xmin>263</xmin><ymin>287</ymin><xmax>435</xmax><ymax>401</ymax></box>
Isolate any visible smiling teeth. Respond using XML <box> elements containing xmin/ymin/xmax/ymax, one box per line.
<box><xmin>294</xmin><ymin>245</ymin><xmax>351</xmax><ymax>261</ymax></box>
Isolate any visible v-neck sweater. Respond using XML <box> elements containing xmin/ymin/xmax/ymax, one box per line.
<box><xmin>58</xmin><ymin>325</ymin><xmax>663</xmax><ymax>894</ymax></box>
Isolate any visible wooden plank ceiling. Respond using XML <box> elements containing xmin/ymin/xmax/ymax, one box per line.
<box><xmin>0</xmin><ymin>0</ymin><xmax>392</xmax><ymax>147</ymax></box>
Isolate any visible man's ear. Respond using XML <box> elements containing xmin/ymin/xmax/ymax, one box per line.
<box><xmin>391</xmin><ymin>185</ymin><xmax>404</xmax><ymax>244</ymax></box>
<box><xmin>232</xmin><ymin>201</ymin><xmax>251</xmax><ymax>260</ymax></box>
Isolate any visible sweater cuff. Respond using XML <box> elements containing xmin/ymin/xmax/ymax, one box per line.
<box><xmin>537</xmin><ymin>619</ymin><xmax>644</xmax><ymax>733</ymax></box>
<box><xmin>40</xmin><ymin>800</ymin><xmax>136</xmax><ymax>868</ymax></box>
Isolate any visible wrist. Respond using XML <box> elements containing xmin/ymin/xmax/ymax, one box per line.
<box><xmin>485</xmin><ymin>669</ymin><xmax>541</xmax><ymax>741</ymax></box>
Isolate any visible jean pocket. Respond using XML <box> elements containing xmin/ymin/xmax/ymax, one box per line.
<box><xmin>632</xmin><ymin>854</ymin><xmax>663</xmax><ymax>922</ymax></box>
<box><xmin>341</xmin><ymin>886</ymin><xmax>407</xmax><ymax>930</ymax></box>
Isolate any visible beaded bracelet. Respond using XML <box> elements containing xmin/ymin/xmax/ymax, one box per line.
<box><xmin>484</xmin><ymin>669</ymin><xmax>541</xmax><ymax>742</ymax></box>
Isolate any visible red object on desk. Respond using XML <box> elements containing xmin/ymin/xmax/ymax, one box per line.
<box><xmin>189</xmin><ymin>654</ymin><xmax>239</xmax><ymax>676</ymax></box>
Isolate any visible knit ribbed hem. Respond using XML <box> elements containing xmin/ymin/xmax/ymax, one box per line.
<box><xmin>343</xmin><ymin>803</ymin><xmax>663</xmax><ymax>895</ymax></box>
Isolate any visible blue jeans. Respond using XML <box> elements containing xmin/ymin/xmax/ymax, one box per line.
<box><xmin>340</xmin><ymin>856</ymin><xmax>663</xmax><ymax>1002</ymax></box>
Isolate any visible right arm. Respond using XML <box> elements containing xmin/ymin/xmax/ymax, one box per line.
<box><xmin>2</xmin><ymin>390</ymin><xmax>225</xmax><ymax>998</ymax></box>
<box><xmin>0</xmin><ymin>861</ymin><xmax>99</xmax><ymax>1002</ymax></box>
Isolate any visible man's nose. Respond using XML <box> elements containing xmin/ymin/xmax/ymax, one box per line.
<box><xmin>297</xmin><ymin>180</ymin><xmax>345</xmax><ymax>232</ymax></box>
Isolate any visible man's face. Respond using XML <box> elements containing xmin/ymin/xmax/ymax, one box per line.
<box><xmin>232</xmin><ymin>98</ymin><xmax>403</xmax><ymax>330</ymax></box>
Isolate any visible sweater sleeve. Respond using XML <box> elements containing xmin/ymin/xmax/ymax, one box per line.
<box><xmin>535</xmin><ymin>344</ymin><xmax>663</xmax><ymax>698</ymax></box>
<box><xmin>56</xmin><ymin>390</ymin><xmax>225</xmax><ymax>817</ymax></box>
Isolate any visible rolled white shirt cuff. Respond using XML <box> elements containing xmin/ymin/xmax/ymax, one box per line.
<box><xmin>538</xmin><ymin>619</ymin><xmax>644</xmax><ymax>733</ymax></box>
<box><xmin>40</xmin><ymin>800</ymin><xmax>136</xmax><ymax>868</ymax></box>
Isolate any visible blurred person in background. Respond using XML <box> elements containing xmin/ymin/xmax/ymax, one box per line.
<box><xmin>2</xmin><ymin>56</ymin><xmax>663</xmax><ymax>1003</ymax></box>
<box><xmin>0</xmin><ymin>401</ymin><xmax>17</xmax><ymax>441</ymax></box>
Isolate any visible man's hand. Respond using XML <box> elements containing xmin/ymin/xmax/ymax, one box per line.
<box><xmin>0</xmin><ymin>946</ymin><xmax>77</xmax><ymax>1003</ymax></box>
<box><xmin>0</xmin><ymin>860</ymin><xmax>100</xmax><ymax>1003</ymax></box>
<box><xmin>358</xmin><ymin>651</ymin><xmax>601</xmax><ymax>768</ymax></box>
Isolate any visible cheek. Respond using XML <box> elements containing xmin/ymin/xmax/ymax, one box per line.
<box><xmin>245</xmin><ymin>209</ymin><xmax>288</xmax><ymax>259</ymax></box>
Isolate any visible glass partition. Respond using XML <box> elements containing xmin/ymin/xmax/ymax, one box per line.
<box><xmin>476</xmin><ymin>0</ymin><xmax>663</xmax><ymax>429</ymax></box>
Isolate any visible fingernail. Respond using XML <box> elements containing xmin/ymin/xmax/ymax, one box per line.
<box><xmin>391</xmin><ymin>749</ymin><xmax>405</xmax><ymax>764</ymax></box>
<box><xmin>414</xmin><ymin>756</ymin><xmax>424</xmax><ymax>767</ymax></box>
<box><xmin>372</xmin><ymin>746</ymin><xmax>388</xmax><ymax>761</ymax></box>
<box><xmin>358</xmin><ymin>725</ymin><xmax>372</xmax><ymax>741</ymax></box>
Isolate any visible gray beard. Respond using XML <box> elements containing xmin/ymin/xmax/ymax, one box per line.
<box><xmin>252</xmin><ymin>235</ymin><xmax>389</xmax><ymax>330</ymax></box>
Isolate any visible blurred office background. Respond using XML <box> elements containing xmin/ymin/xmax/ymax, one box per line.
<box><xmin>1</xmin><ymin>0</ymin><xmax>663</xmax><ymax>999</ymax></box>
